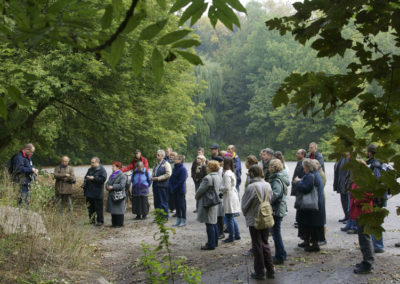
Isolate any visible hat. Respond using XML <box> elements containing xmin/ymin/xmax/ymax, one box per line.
<box><xmin>135</xmin><ymin>149</ymin><xmax>141</xmax><ymax>154</ymax></box>
<box><xmin>222</xmin><ymin>153</ymin><xmax>233</xmax><ymax>158</ymax></box>
<box><xmin>210</xmin><ymin>143</ymin><xmax>219</xmax><ymax>149</ymax></box>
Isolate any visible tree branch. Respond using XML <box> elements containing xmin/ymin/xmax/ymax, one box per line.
<box><xmin>86</xmin><ymin>0</ymin><xmax>140</xmax><ymax>52</ymax></box>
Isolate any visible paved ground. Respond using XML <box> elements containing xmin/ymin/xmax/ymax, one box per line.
<box><xmin>59</xmin><ymin>162</ymin><xmax>400</xmax><ymax>284</ymax></box>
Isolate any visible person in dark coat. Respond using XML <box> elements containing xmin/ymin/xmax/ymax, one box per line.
<box><xmin>293</xmin><ymin>158</ymin><xmax>326</xmax><ymax>252</ymax></box>
<box><xmin>192</xmin><ymin>154</ymin><xmax>207</xmax><ymax>213</ymax></box>
<box><xmin>105</xmin><ymin>161</ymin><xmax>127</xmax><ymax>228</ymax></box>
<box><xmin>11</xmin><ymin>144</ymin><xmax>39</xmax><ymax>206</ymax></box>
<box><xmin>169</xmin><ymin>155</ymin><xmax>188</xmax><ymax>227</ymax></box>
<box><xmin>333</xmin><ymin>153</ymin><xmax>351</xmax><ymax>223</ymax></box>
<box><xmin>82</xmin><ymin>157</ymin><xmax>107</xmax><ymax>226</ymax></box>
<box><xmin>260</xmin><ymin>148</ymin><xmax>274</xmax><ymax>181</ymax></box>
<box><xmin>227</xmin><ymin>145</ymin><xmax>242</xmax><ymax>195</ymax></box>
<box><xmin>210</xmin><ymin>144</ymin><xmax>223</xmax><ymax>162</ymax></box>
<box><xmin>291</xmin><ymin>149</ymin><xmax>306</xmax><ymax>196</ymax></box>
<box><xmin>151</xmin><ymin>150</ymin><xmax>172</xmax><ymax>219</ymax></box>
<box><xmin>122</xmin><ymin>149</ymin><xmax>149</xmax><ymax>172</ymax></box>
<box><xmin>307</xmin><ymin>142</ymin><xmax>325</xmax><ymax>172</ymax></box>
<box><xmin>131</xmin><ymin>161</ymin><xmax>152</xmax><ymax>220</ymax></box>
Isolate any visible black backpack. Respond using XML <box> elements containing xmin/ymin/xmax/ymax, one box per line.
<box><xmin>6</xmin><ymin>154</ymin><xmax>18</xmax><ymax>178</ymax></box>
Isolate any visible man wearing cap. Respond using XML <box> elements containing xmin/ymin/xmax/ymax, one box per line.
<box><xmin>210</xmin><ymin>144</ymin><xmax>223</xmax><ymax>163</ymax></box>
<box><xmin>122</xmin><ymin>149</ymin><xmax>149</xmax><ymax>172</ymax></box>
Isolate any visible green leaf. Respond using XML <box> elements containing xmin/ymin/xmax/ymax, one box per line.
<box><xmin>48</xmin><ymin>0</ymin><xmax>70</xmax><ymax>15</ymax></box>
<box><xmin>101</xmin><ymin>5</ymin><xmax>113</xmax><ymax>29</ymax></box>
<box><xmin>171</xmin><ymin>39</ymin><xmax>201</xmax><ymax>48</ymax></box>
<box><xmin>123</xmin><ymin>11</ymin><xmax>146</xmax><ymax>34</ymax></box>
<box><xmin>208</xmin><ymin>6</ymin><xmax>218</xmax><ymax>27</ymax></box>
<box><xmin>152</xmin><ymin>48</ymin><xmax>164</xmax><ymax>83</ymax></box>
<box><xmin>213</xmin><ymin>1</ymin><xmax>240</xmax><ymax>29</ymax></box>
<box><xmin>169</xmin><ymin>0</ymin><xmax>191</xmax><ymax>13</ymax></box>
<box><xmin>132</xmin><ymin>42</ymin><xmax>144</xmax><ymax>76</ymax></box>
<box><xmin>157</xmin><ymin>29</ymin><xmax>192</xmax><ymax>45</ymax></box>
<box><xmin>177</xmin><ymin>50</ymin><xmax>203</xmax><ymax>65</ymax></box>
<box><xmin>156</xmin><ymin>0</ymin><xmax>166</xmax><ymax>10</ymax></box>
<box><xmin>178</xmin><ymin>0</ymin><xmax>206</xmax><ymax>26</ymax></box>
<box><xmin>0</xmin><ymin>97</ymin><xmax>7</xmax><ymax>118</ymax></box>
<box><xmin>190</xmin><ymin>2</ymin><xmax>208</xmax><ymax>26</ymax></box>
<box><xmin>110</xmin><ymin>37</ymin><xmax>125</xmax><ymax>68</ymax></box>
<box><xmin>23</xmin><ymin>72</ymin><xmax>38</xmax><ymax>81</ymax></box>
<box><xmin>7</xmin><ymin>86</ymin><xmax>29</xmax><ymax>106</ymax></box>
<box><xmin>139</xmin><ymin>19</ymin><xmax>168</xmax><ymax>40</ymax></box>
<box><xmin>226</xmin><ymin>0</ymin><xmax>246</xmax><ymax>13</ymax></box>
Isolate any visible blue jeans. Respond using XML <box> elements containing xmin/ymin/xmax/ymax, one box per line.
<box><xmin>372</xmin><ymin>234</ymin><xmax>384</xmax><ymax>250</ymax></box>
<box><xmin>344</xmin><ymin>219</ymin><xmax>358</xmax><ymax>230</ymax></box>
<box><xmin>225</xmin><ymin>213</ymin><xmax>240</xmax><ymax>240</ymax></box>
<box><xmin>152</xmin><ymin>186</ymin><xmax>169</xmax><ymax>218</ymax></box>
<box><xmin>206</xmin><ymin>223</ymin><xmax>218</xmax><ymax>249</ymax></box>
<box><xmin>271</xmin><ymin>216</ymin><xmax>286</xmax><ymax>261</ymax></box>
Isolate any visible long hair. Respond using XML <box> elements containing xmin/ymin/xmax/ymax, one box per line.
<box><xmin>223</xmin><ymin>157</ymin><xmax>235</xmax><ymax>172</ymax></box>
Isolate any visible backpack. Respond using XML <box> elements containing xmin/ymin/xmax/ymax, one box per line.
<box><xmin>253</xmin><ymin>185</ymin><xmax>274</xmax><ymax>230</ymax></box>
<box><xmin>6</xmin><ymin>154</ymin><xmax>18</xmax><ymax>179</ymax></box>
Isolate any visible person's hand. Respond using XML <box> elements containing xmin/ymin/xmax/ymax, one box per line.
<box><xmin>151</xmin><ymin>177</ymin><xmax>158</xmax><ymax>181</ymax></box>
<box><xmin>87</xmin><ymin>176</ymin><xmax>94</xmax><ymax>180</ymax></box>
<box><xmin>293</xmin><ymin>177</ymin><xmax>300</xmax><ymax>183</ymax></box>
<box><xmin>32</xmin><ymin>168</ymin><xmax>38</xmax><ymax>175</ymax></box>
<box><xmin>107</xmin><ymin>185</ymin><xmax>113</xmax><ymax>191</ymax></box>
<box><xmin>65</xmin><ymin>173</ymin><xmax>70</xmax><ymax>177</ymax></box>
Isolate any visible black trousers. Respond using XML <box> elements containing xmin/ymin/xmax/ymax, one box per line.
<box><xmin>111</xmin><ymin>214</ymin><xmax>124</xmax><ymax>227</ymax></box>
<box><xmin>86</xmin><ymin>197</ymin><xmax>104</xmax><ymax>224</ymax></box>
<box><xmin>340</xmin><ymin>192</ymin><xmax>349</xmax><ymax>219</ymax></box>
<box><xmin>249</xmin><ymin>226</ymin><xmax>274</xmax><ymax>275</ymax></box>
<box><xmin>357</xmin><ymin>224</ymin><xmax>374</xmax><ymax>268</ymax></box>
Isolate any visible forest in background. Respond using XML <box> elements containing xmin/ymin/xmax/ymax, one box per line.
<box><xmin>1</xmin><ymin>0</ymin><xmax>398</xmax><ymax>166</ymax></box>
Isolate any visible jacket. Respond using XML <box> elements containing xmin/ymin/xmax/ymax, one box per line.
<box><xmin>241</xmin><ymin>178</ymin><xmax>272</xmax><ymax>227</ymax></box>
<box><xmin>291</xmin><ymin>160</ymin><xmax>305</xmax><ymax>196</ymax></box>
<box><xmin>105</xmin><ymin>171</ymin><xmax>127</xmax><ymax>215</ymax></box>
<box><xmin>269</xmin><ymin>171</ymin><xmax>290</xmax><ymax>218</ymax></box>
<box><xmin>350</xmin><ymin>183</ymin><xmax>373</xmax><ymax>220</ymax></box>
<box><xmin>132</xmin><ymin>169</ymin><xmax>152</xmax><ymax>196</ymax></box>
<box><xmin>233</xmin><ymin>154</ymin><xmax>242</xmax><ymax>185</ymax></box>
<box><xmin>262</xmin><ymin>158</ymin><xmax>274</xmax><ymax>181</ymax></box>
<box><xmin>192</xmin><ymin>162</ymin><xmax>207</xmax><ymax>183</ymax></box>
<box><xmin>333</xmin><ymin>157</ymin><xmax>350</xmax><ymax>194</ymax></box>
<box><xmin>195</xmin><ymin>172</ymin><xmax>221</xmax><ymax>224</ymax></box>
<box><xmin>13</xmin><ymin>151</ymin><xmax>34</xmax><ymax>185</ymax></box>
<box><xmin>307</xmin><ymin>151</ymin><xmax>325</xmax><ymax>172</ymax></box>
<box><xmin>168</xmin><ymin>163</ymin><xmax>187</xmax><ymax>195</ymax></box>
<box><xmin>296</xmin><ymin>171</ymin><xmax>326</xmax><ymax>227</ymax></box>
<box><xmin>152</xmin><ymin>160</ymin><xmax>172</xmax><ymax>188</ymax></box>
<box><xmin>83</xmin><ymin>165</ymin><xmax>107</xmax><ymax>199</ymax></box>
<box><xmin>54</xmin><ymin>165</ymin><xmax>75</xmax><ymax>195</ymax></box>
<box><xmin>122</xmin><ymin>156</ymin><xmax>149</xmax><ymax>172</ymax></box>
<box><xmin>221</xmin><ymin>170</ymin><xmax>240</xmax><ymax>214</ymax></box>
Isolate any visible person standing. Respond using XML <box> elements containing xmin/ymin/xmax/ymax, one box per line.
<box><xmin>241</xmin><ymin>165</ymin><xmax>275</xmax><ymax>280</ymax></box>
<box><xmin>366</xmin><ymin>144</ymin><xmax>386</xmax><ymax>253</ymax></box>
<box><xmin>221</xmin><ymin>157</ymin><xmax>241</xmax><ymax>243</ymax></box>
<box><xmin>131</xmin><ymin>161</ymin><xmax>152</xmax><ymax>220</ymax></box>
<box><xmin>165</xmin><ymin>147</ymin><xmax>173</xmax><ymax>163</ymax></box>
<box><xmin>260</xmin><ymin>148</ymin><xmax>274</xmax><ymax>181</ymax></box>
<box><xmin>210</xmin><ymin>144</ymin><xmax>223</xmax><ymax>162</ymax></box>
<box><xmin>192</xmin><ymin>154</ymin><xmax>207</xmax><ymax>213</ymax></box>
<box><xmin>11</xmin><ymin>143</ymin><xmax>38</xmax><ymax>206</ymax></box>
<box><xmin>268</xmin><ymin>159</ymin><xmax>290</xmax><ymax>265</ymax></box>
<box><xmin>83</xmin><ymin>157</ymin><xmax>107</xmax><ymax>226</ymax></box>
<box><xmin>105</xmin><ymin>161</ymin><xmax>127</xmax><ymax>228</ymax></box>
<box><xmin>54</xmin><ymin>156</ymin><xmax>75</xmax><ymax>212</ymax></box>
<box><xmin>151</xmin><ymin>150</ymin><xmax>172</xmax><ymax>219</ymax></box>
<box><xmin>227</xmin><ymin>145</ymin><xmax>242</xmax><ymax>195</ymax></box>
<box><xmin>195</xmin><ymin>160</ymin><xmax>222</xmax><ymax>250</ymax></box>
<box><xmin>169</xmin><ymin>155</ymin><xmax>188</xmax><ymax>227</ymax></box>
<box><xmin>333</xmin><ymin>153</ymin><xmax>351</xmax><ymax>223</ymax></box>
<box><xmin>122</xmin><ymin>149</ymin><xmax>149</xmax><ymax>172</ymax></box>
<box><xmin>273</xmin><ymin>151</ymin><xmax>289</xmax><ymax>179</ymax></box>
<box><xmin>307</xmin><ymin>142</ymin><xmax>325</xmax><ymax>172</ymax></box>
<box><xmin>291</xmin><ymin>149</ymin><xmax>306</xmax><ymax>197</ymax></box>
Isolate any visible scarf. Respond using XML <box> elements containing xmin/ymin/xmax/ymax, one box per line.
<box><xmin>110</xmin><ymin>169</ymin><xmax>121</xmax><ymax>180</ymax></box>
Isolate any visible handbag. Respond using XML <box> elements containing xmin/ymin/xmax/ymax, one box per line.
<box><xmin>111</xmin><ymin>189</ymin><xmax>126</xmax><ymax>202</ymax></box>
<box><xmin>297</xmin><ymin>174</ymin><xmax>319</xmax><ymax>211</ymax></box>
<box><xmin>203</xmin><ymin>176</ymin><xmax>221</xmax><ymax>208</ymax></box>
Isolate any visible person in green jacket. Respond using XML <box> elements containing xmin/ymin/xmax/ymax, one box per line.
<box><xmin>268</xmin><ymin>159</ymin><xmax>290</xmax><ymax>265</ymax></box>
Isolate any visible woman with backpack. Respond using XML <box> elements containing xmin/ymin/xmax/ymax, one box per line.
<box><xmin>105</xmin><ymin>161</ymin><xmax>127</xmax><ymax>228</ymax></box>
<box><xmin>241</xmin><ymin>165</ymin><xmax>275</xmax><ymax>280</ymax></box>
<box><xmin>268</xmin><ymin>159</ymin><xmax>290</xmax><ymax>265</ymax></box>
<box><xmin>131</xmin><ymin>161</ymin><xmax>152</xmax><ymax>220</ymax></box>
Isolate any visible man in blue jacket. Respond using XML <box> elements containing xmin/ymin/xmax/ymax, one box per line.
<box><xmin>82</xmin><ymin>157</ymin><xmax>107</xmax><ymax>226</ymax></box>
<box><xmin>11</xmin><ymin>143</ymin><xmax>38</xmax><ymax>206</ymax></box>
<box><xmin>227</xmin><ymin>145</ymin><xmax>242</xmax><ymax>196</ymax></box>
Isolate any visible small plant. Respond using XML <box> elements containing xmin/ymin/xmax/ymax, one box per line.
<box><xmin>140</xmin><ymin>209</ymin><xmax>202</xmax><ymax>284</ymax></box>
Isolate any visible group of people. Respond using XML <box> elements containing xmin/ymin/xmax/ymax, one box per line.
<box><xmin>7</xmin><ymin>142</ymin><xmax>398</xmax><ymax>280</ymax></box>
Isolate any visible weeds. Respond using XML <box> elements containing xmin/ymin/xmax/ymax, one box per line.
<box><xmin>140</xmin><ymin>209</ymin><xmax>202</xmax><ymax>284</ymax></box>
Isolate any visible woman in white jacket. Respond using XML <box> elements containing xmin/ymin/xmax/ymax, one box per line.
<box><xmin>221</xmin><ymin>156</ymin><xmax>241</xmax><ymax>243</ymax></box>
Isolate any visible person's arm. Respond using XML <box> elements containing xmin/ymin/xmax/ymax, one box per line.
<box><xmin>121</xmin><ymin>162</ymin><xmax>134</xmax><ymax>173</ymax></box>
<box><xmin>15</xmin><ymin>155</ymin><xmax>33</xmax><ymax>174</ymax></box>
<box><xmin>54</xmin><ymin>167</ymin><xmax>66</xmax><ymax>179</ymax></box>
<box><xmin>68</xmin><ymin>167</ymin><xmax>75</xmax><ymax>181</ymax></box>
<box><xmin>270</xmin><ymin>180</ymin><xmax>282</xmax><ymax>204</ymax></box>
<box><xmin>191</xmin><ymin>161</ymin><xmax>197</xmax><ymax>178</ymax></box>
<box><xmin>157</xmin><ymin>162</ymin><xmax>172</xmax><ymax>181</ymax></box>
<box><xmin>241</xmin><ymin>184</ymin><xmax>254</xmax><ymax>215</ymax></box>
<box><xmin>220</xmin><ymin>173</ymin><xmax>230</xmax><ymax>194</ymax></box>
<box><xmin>93</xmin><ymin>168</ymin><xmax>107</xmax><ymax>184</ymax></box>
<box><xmin>110</xmin><ymin>174</ymin><xmax>127</xmax><ymax>191</ymax></box>
<box><xmin>195</xmin><ymin>176</ymin><xmax>211</xmax><ymax>200</ymax></box>
<box><xmin>296</xmin><ymin>174</ymin><xmax>314</xmax><ymax>194</ymax></box>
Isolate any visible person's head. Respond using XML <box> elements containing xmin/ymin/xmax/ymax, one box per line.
<box><xmin>90</xmin><ymin>157</ymin><xmax>100</xmax><ymax>168</ymax></box>
<box><xmin>261</xmin><ymin>148</ymin><xmax>274</xmax><ymax>161</ymax></box>
<box><xmin>345</xmin><ymin>152</ymin><xmax>351</xmax><ymax>160</ymax></box>
<box><xmin>222</xmin><ymin>157</ymin><xmax>235</xmax><ymax>172</ymax></box>
<box><xmin>170</xmin><ymin>151</ymin><xmax>177</xmax><ymax>160</ymax></box>
<box><xmin>312</xmin><ymin>159</ymin><xmax>322</xmax><ymax>171</ymax></box>
<box><xmin>136</xmin><ymin>161</ymin><xmax>144</xmax><ymax>171</ymax></box>
<box><xmin>210</xmin><ymin>144</ymin><xmax>219</xmax><ymax>156</ymax></box>
<box><xmin>135</xmin><ymin>149</ymin><xmax>142</xmax><ymax>159</ymax></box>
<box><xmin>220</xmin><ymin>150</ymin><xmax>227</xmax><ymax>157</ymax></box>
<box><xmin>174</xmin><ymin>154</ymin><xmax>185</xmax><ymax>164</ymax></box>
<box><xmin>206</xmin><ymin>160</ymin><xmax>220</xmax><ymax>173</ymax></box>
<box><xmin>197</xmin><ymin>147</ymin><xmax>205</xmax><ymax>156</ymax></box>
<box><xmin>296</xmin><ymin>149</ymin><xmax>306</xmax><ymax>161</ymax></box>
<box><xmin>61</xmin><ymin>156</ymin><xmax>70</xmax><ymax>166</ymax></box>
<box><xmin>366</xmin><ymin>144</ymin><xmax>377</xmax><ymax>159</ymax></box>
<box><xmin>227</xmin><ymin>145</ymin><xmax>235</xmax><ymax>154</ymax></box>
<box><xmin>269</xmin><ymin>159</ymin><xmax>283</xmax><ymax>174</ymax></box>
<box><xmin>245</xmin><ymin>155</ymin><xmax>258</xmax><ymax>169</ymax></box>
<box><xmin>165</xmin><ymin>147</ymin><xmax>172</xmax><ymax>157</ymax></box>
<box><xmin>156</xmin><ymin>149</ymin><xmax>166</xmax><ymax>162</ymax></box>
<box><xmin>197</xmin><ymin>155</ymin><xmax>206</xmax><ymax>165</ymax></box>
<box><xmin>273</xmin><ymin>151</ymin><xmax>285</xmax><ymax>165</ymax></box>
<box><xmin>309</xmin><ymin>142</ymin><xmax>317</xmax><ymax>154</ymax></box>
<box><xmin>111</xmin><ymin>161</ymin><xmax>122</xmax><ymax>172</ymax></box>
<box><xmin>23</xmin><ymin>143</ymin><xmax>35</xmax><ymax>156</ymax></box>
<box><xmin>302</xmin><ymin>158</ymin><xmax>315</xmax><ymax>174</ymax></box>
<box><xmin>248</xmin><ymin>165</ymin><xmax>264</xmax><ymax>179</ymax></box>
